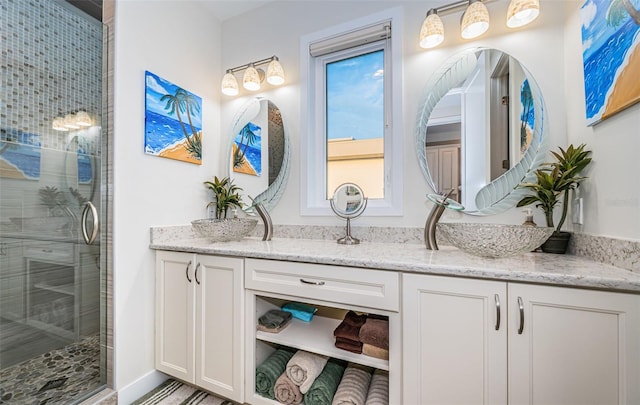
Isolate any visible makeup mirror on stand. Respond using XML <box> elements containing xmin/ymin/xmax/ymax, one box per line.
<box><xmin>329</xmin><ymin>183</ymin><xmax>367</xmax><ymax>245</ymax></box>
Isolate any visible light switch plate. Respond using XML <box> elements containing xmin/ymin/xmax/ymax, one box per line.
<box><xmin>572</xmin><ymin>198</ymin><xmax>583</xmax><ymax>225</ymax></box>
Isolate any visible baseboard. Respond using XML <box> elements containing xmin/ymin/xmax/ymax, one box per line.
<box><xmin>116</xmin><ymin>370</ymin><xmax>168</xmax><ymax>405</ymax></box>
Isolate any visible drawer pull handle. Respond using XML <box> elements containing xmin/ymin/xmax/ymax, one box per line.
<box><xmin>300</xmin><ymin>278</ymin><xmax>325</xmax><ymax>286</ymax></box>
<box><xmin>185</xmin><ymin>261</ymin><xmax>192</xmax><ymax>283</ymax></box>
<box><xmin>41</xmin><ymin>249</ymin><xmax>53</xmax><ymax>253</ymax></box>
<box><xmin>517</xmin><ymin>296</ymin><xmax>525</xmax><ymax>335</ymax></box>
<box><xmin>494</xmin><ymin>294</ymin><xmax>501</xmax><ymax>331</ymax></box>
<box><xmin>195</xmin><ymin>263</ymin><xmax>201</xmax><ymax>285</ymax></box>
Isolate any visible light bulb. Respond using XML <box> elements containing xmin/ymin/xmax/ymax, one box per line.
<box><xmin>420</xmin><ymin>9</ymin><xmax>444</xmax><ymax>49</ymax></box>
<box><xmin>266</xmin><ymin>57</ymin><xmax>285</xmax><ymax>86</ymax></box>
<box><xmin>243</xmin><ymin>65</ymin><xmax>261</xmax><ymax>91</ymax></box>
<box><xmin>221</xmin><ymin>71</ymin><xmax>239</xmax><ymax>96</ymax></box>
<box><xmin>461</xmin><ymin>0</ymin><xmax>490</xmax><ymax>40</ymax></box>
<box><xmin>507</xmin><ymin>0</ymin><xmax>540</xmax><ymax>28</ymax></box>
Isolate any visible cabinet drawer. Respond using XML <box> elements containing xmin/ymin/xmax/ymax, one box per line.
<box><xmin>245</xmin><ymin>258</ymin><xmax>399</xmax><ymax>311</ymax></box>
<box><xmin>24</xmin><ymin>241</ymin><xmax>75</xmax><ymax>264</ymax></box>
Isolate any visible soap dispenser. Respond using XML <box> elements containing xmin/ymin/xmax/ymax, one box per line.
<box><xmin>522</xmin><ymin>208</ymin><xmax>536</xmax><ymax>227</ymax></box>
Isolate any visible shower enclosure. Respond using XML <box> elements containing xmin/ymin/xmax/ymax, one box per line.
<box><xmin>0</xmin><ymin>0</ymin><xmax>107</xmax><ymax>403</ymax></box>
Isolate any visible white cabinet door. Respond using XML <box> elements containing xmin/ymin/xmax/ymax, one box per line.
<box><xmin>195</xmin><ymin>255</ymin><xmax>244</xmax><ymax>403</ymax></box>
<box><xmin>508</xmin><ymin>283</ymin><xmax>640</xmax><ymax>405</ymax></box>
<box><xmin>402</xmin><ymin>274</ymin><xmax>507</xmax><ymax>405</ymax></box>
<box><xmin>155</xmin><ymin>251</ymin><xmax>195</xmax><ymax>382</ymax></box>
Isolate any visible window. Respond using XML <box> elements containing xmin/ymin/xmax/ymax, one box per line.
<box><xmin>300</xmin><ymin>8</ymin><xmax>403</xmax><ymax>216</ymax></box>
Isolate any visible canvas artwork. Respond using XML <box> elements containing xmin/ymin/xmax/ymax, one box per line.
<box><xmin>519</xmin><ymin>79</ymin><xmax>534</xmax><ymax>157</ymax></box>
<box><xmin>232</xmin><ymin>122</ymin><xmax>262</xmax><ymax>177</ymax></box>
<box><xmin>581</xmin><ymin>0</ymin><xmax>640</xmax><ymax>126</ymax></box>
<box><xmin>0</xmin><ymin>130</ymin><xmax>41</xmax><ymax>180</ymax></box>
<box><xmin>144</xmin><ymin>71</ymin><xmax>202</xmax><ymax>164</ymax></box>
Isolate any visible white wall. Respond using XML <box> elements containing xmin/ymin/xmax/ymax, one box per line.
<box><xmin>112</xmin><ymin>0</ymin><xmax>222</xmax><ymax>401</ymax></box>
<box><xmin>220</xmin><ymin>1</ymin><xmax>569</xmax><ymax>228</ymax></box>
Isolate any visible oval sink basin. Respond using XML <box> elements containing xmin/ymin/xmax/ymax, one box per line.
<box><xmin>191</xmin><ymin>218</ymin><xmax>258</xmax><ymax>242</ymax></box>
<box><xmin>437</xmin><ymin>223</ymin><xmax>555</xmax><ymax>258</ymax></box>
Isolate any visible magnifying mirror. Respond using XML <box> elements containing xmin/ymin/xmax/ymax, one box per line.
<box><xmin>329</xmin><ymin>183</ymin><xmax>367</xmax><ymax>245</ymax></box>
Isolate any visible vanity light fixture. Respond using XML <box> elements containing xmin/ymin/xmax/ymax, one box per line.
<box><xmin>221</xmin><ymin>55</ymin><xmax>285</xmax><ymax>96</ymax></box>
<box><xmin>419</xmin><ymin>0</ymin><xmax>540</xmax><ymax>49</ymax></box>
<box><xmin>63</xmin><ymin>113</ymin><xmax>80</xmax><ymax>130</ymax></box>
<box><xmin>52</xmin><ymin>116</ymin><xmax>69</xmax><ymax>131</ymax></box>
<box><xmin>75</xmin><ymin>110</ymin><xmax>93</xmax><ymax>127</ymax></box>
<box><xmin>52</xmin><ymin>110</ymin><xmax>94</xmax><ymax>131</ymax></box>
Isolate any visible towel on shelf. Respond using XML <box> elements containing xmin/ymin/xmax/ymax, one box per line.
<box><xmin>362</xmin><ymin>343</ymin><xmax>389</xmax><ymax>361</ymax></box>
<box><xmin>334</xmin><ymin>337</ymin><xmax>363</xmax><ymax>354</ymax></box>
<box><xmin>282</xmin><ymin>302</ymin><xmax>318</xmax><ymax>322</ymax></box>
<box><xmin>274</xmin><ymin>371</ymin><xmax>303</xmax><ymax>404</ymax></box>
<box><xmin>286</xmin><ymin>350</ymin><xmax>329</xmax><ymax>394</ymax></box>
<box><xmin>333</xmin><ymin>311</ymin><xmax>367</xmax><ymax>341</ymax></box>
<box><xmin>258</xmin><ymin>309</ymin><xmax>293</xmax><ymax>333</ymax></box>
<box><xmin>255</xmin><ymin>347</ymin><xmax>296</xmax><ymax>400</ymax></box>
<box><xmin>364</xmin><ymin>369</ymin><xmax>389</xmax><ymax>405</ymax></box>
<box><xmin>304</xmin><ymin>359</ymin><xmax>347</xmax><ymax>405</ymax></box>
<box><xmin>331</xmin><ymin>363</ymin><xmax>373</xmax><ymax>405</ymax></box>
<box><xmin>358</xmin><ymin>317</ymin><xmax>389</xmax><ymax>350</ymax></box>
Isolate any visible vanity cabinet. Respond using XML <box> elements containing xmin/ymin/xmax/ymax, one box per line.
<box><xmin>403</xmin><ymin>274</ymin><xmax>640</xmax><ymax>405</ymax></box>
<box><xmin>0</xmin><ymin>238</ymin><xmax>24</xmax><ymax>321</ymax></box>
<box><xmin>244</xmin><ymin>258</ymin><xmax>401</xmax><ymax>405</ymax></box>
<box><xmin>155</xmin><ymin>251</ymin><xmax>244</xmax><ymax>403</ymax></box>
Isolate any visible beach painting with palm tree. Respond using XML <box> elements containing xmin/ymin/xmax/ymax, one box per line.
<box><xmin>232</xmin><ymin>122</ymin><xmax>262</xmax><ymax>176</ymax></box>
<box><xmin>581</xmin><ymin>0</ymin><xmax>640</xmax><ymax>126</ymax></box>
<box><xmin>144</xmin><ymin>71</ymin><xmax>202</xmax><ymax>164</ymax></box>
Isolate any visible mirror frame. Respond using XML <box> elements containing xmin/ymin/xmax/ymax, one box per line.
<box><xmin>415</xmin><ymin>47</ymin><xmax>549</xmax><ymax>215</ymax></box>
<box><xmin>227</xmin><ymin>97</ymin><xmax>290</xmax><ymax>212</ymax></box>
<box><xmin>330</xmin><ymin>182</ymin><xmax>367</xmax><ymax>218</ymax></box>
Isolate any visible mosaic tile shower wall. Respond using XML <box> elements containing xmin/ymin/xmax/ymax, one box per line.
<box><xmin>0</xmin><ymin>0</ymin><xmax>102</xmax><ymax>155</ymax></box>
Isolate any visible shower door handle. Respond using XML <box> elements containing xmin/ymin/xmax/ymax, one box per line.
<box><xmin>81</xmin><ymin>201</ymin><xmax>99</xmax><ymax>245</ymax></box>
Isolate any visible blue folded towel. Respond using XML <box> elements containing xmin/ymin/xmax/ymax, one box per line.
<box><xmin>282</xmin><ymin>302</ymin><xmax>318</xmax><ymax>322</ymax></box>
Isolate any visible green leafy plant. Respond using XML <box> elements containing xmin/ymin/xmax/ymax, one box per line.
<box><xmin>38</xmin><ymin>186</ymin><xmax>70</xmax><ymax>216</ymax></box>
<box><xmin>204</xmin><ymin>176</ymin><xmax>243</xmax><ymax>219</ymax></box>
<box><xmin>517</xmin><ymin>144</ymin><xmax>592</xmax><ymax>233</ymax></box>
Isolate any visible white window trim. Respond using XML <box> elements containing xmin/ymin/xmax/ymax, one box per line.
<box><xmin>300</xmin><ymin>7</ymin><xmax>404</xmax><ymax>216</ymax></box>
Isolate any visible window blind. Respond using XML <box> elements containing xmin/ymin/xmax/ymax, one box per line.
<box><xmin>309</xmin><ymin>21</ymin><xmax>391</xmax><ymax>57</ymax></box>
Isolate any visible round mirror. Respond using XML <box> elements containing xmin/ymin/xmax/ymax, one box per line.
<box><xmin>228</xmin><ymin>97</ymin><xmax>290</xmax><ymax>211</ymax></box>
<box><xmin>329</xmin><ymin>183</ymin><xmax>367</xmax><ymax>245</ymax></box>
<box><xmin>415</xmin><ymin>47</ymin><xmax>548</xmax><ymax>215</ymax></box>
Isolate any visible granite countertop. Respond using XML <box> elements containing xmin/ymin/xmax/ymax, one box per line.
<box><xmin>150</xmin><ymin>227</ymin><xmax>640</xmax><ymax>294</ymax></box>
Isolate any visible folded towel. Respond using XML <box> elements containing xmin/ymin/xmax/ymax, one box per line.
<box><xmin>331</xmin><ymin>363</ymin><xmax>373</xmax><ymax>405</ymax></box>
<box><xmin>282</xmin><ymin>302</ymin><xmax>318</xmax><ymax>322</ymax></box>
<box><xmin>358</xmin><ymin>318</ymin><xmax>389</xmax><ymax>350</ymax></box>
<box><xmin>304</xmin><ymin>359</ymin><xmax>347</xmax><ymax>405</ymax></box>
<box><xmin>364</xmin><ymin>369</ymin><xmax>389</xmax><ymax>405</ymax></box>
<box><xmin>342</xmin><ymin>311</ymin><xmax>368</xmax><ymax>326</ymax></box>
<box><xmin>362</xmin><ymin>343</ymin><xmax>389</xmax><ymax>361</ymax></box>
<box><xmin>286</xmin><ymin>350</ymin><xmax>329</xmax><ymax>394</ymax></box>
<box><xmin>256</xmin><ymin>348</ymin><xmax>295</xmax><ymax>399</ymax></box>
<box><xmin>274</xmin><ymin>371</ymin><xmax>303</xmax><ymax>404</ymax></box>
<box><xmin>335</xmin><ymin>337</ymin><xmax>363</xmax><ymax>354</ymax></box>
<box><xmin>258</xmin><ymin>309</ymin><xmax>292</xmax><ymax>333</ymax></box>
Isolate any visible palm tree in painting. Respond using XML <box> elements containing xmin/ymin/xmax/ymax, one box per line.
<box><xmin>233</xmin><ymin>124</ymin><xmax>258</xmax><ymax>169</ymax></box>
<box><xmin>161</xmin><ymin>88</ymin><xmax>202</xmax><ymax>159</ymax></box>
<box><xmin>520</xmin><ymin>80</ymin><xmax>534</xmax><ymax>154</ymax></box>
<box><xmin>607</xmin><ymin>0</ymin><xmax>640</xmax><ymax>26</ymax></box>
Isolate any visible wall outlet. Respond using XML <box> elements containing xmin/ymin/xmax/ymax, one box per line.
<box><xmin>572</xmin><ymin>198</ymin><xmax>584</xmax><ymax>225</ymax></box>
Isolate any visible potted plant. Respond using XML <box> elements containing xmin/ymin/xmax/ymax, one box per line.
<box><xmin>516</xmin><ymin>144</ymin><xmax>592</xmax><ymax>253</ymax></box>
<box><xmin>204</xmin><ymin>176</ymin><xmax>244</xmax><ymax>219</ymax></box>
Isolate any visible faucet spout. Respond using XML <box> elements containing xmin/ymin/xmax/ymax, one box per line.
<box><xmin>424</xmin><ymin>189</ymin><xmax>462</xmax><ymax>250</ymax></box>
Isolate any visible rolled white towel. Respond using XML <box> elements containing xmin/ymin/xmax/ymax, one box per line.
<box><xmin>286</xmin><ymin>350</ymin><xmax>329</xmax><ymax>394</ymax></box>
<box><xmin>364</xmin><ymin>369</ymin><xmax>389</xmax><ymax>405</ymax></box>
<box><xmin>332</xmin><ymin>363</ymin><xmax>373</xmax><ymax>405</ymax></box>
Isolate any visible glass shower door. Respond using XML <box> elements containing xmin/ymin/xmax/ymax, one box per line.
<box><xmin>0</xmin><ymin>0</ymin><xmax>106</xmax><ymax>402</ymax></box>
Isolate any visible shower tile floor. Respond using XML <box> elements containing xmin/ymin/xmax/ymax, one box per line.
<box><xmin>0</xmin><ymin>322</ymin><xmax>101</xmax><ymax>404</ymax></box>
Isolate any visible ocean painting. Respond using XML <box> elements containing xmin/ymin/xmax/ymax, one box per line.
<box><xmin>0</xmin><ymin>129</ymin><xmax>42</xmax><ymax>180</ymax></box>
<box><xmin>232</xmin><ymin>122</ymin><xmax>262</xmax><ymax>176</ymax></box>
<box><xmin>520</xmin><ymin>79</ymin><xmax>535</xmax><ymax>156</ymax></box>
<box><xmin>145</xmin><ymin>71</ymin><xmax>202</xmax><ymax>164</ymax></box>
<box><xmin>581</xmin><ymin>0</ymin><xmax>640</xmax><ymax>126</ymax></box>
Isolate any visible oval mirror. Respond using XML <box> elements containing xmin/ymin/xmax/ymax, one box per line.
<box><xmin>415</xmin><ymin>47</ymin><xmax>549</xmax><ymax>215</ymax></box>
<box><xmin>228</xmin><ymin>97</ymin><xmax>290</xmax><ymax>212</ymax></box>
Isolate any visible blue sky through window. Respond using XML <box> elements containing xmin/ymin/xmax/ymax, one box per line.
<box><xmin>326</xmin><ymin>50</ymin><xmax>384</xmax><ymax>140</ymax></box>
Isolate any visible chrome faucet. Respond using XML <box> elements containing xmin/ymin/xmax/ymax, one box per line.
<box><xmin>424</xmin><ymin>189</ymin><xmax>463</xmax><ymax>250</ymax></box>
